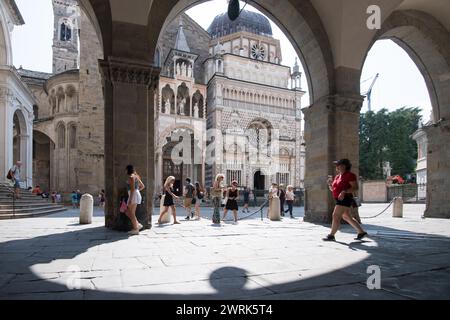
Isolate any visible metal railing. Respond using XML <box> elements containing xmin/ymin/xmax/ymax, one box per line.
<box><xmin>387</xmin><ymin>183</ymin><xmax>427</xmax><ymax>203</ymax></box>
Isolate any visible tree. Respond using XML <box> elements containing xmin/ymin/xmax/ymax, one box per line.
<box><xmin>359</xmin><ymin>107</ymin><xmax>422</xmax><ymax>180</ymax></box>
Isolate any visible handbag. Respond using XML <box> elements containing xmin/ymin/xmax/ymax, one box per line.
<box><xmin>352</xmin><ymin>197</ymin><xmax>362</xmax><ymax>208</ymax></box>
<box><xmin>119</xmin><ymin>200</ymin><xmax>128</xmax><ymax>213</ymax></box>
<box><xmin>6</xmin><ymin>169</ymin><xmax>12</xmax><ymax>180</ymax></box>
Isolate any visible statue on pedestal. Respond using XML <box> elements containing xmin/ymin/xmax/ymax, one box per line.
<box><xmin>188</xmin><ymin>65</ymin><xmax>193</xmax><ymax>78</ymax></box>
<box><xmin>179</xmin><ymin>98</ymin><xmax>186</xmax><ymax>115</ymax></box>
<box><xmin>193</xmin><ymin>102</ymin><xmax>199</xmax><ymax>118</ymax></box>
<box><xmin>176</xmin><ymin>63</ymin><xmax>181</xmax><ymax>76</ymax></box>
<box><xmin>165</xmin><ymin>99</ymin><xmax>171</xmax><ymax>114</ymax></box>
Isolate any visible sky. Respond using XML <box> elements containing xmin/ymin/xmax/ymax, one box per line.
<box><xmin>11</xmin><ymin>0</ymin><xmax>432</xmax><ymax>122</ymax></box>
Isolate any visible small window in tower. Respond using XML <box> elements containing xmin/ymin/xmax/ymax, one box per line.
<box><xmin>60</xmin><ymin>23</ymin><xmax>72</xmax><ymax>41</ymax></box>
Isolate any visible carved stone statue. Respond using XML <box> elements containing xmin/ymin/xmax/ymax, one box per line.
<box><xmin>176</xmin><ymin>63</ymin><xmax>181</xmax><ymax>76</ymax></box>
<box><xmin>179</xmin><ymin>98</ymin><xmax>186</xmax><ymax>115</ymax></box>
<box><xmin>188</xmin><ymin>65</ymin><xmax>193</xmax><ymax>78</ymax></box>
<box><xmin>182</xmin><ymin>63</ymin><xmax>187</xmax><ymax>77</ymax></box>
<box><xmin>193</xmin><ymin>103</ymin><xmax>199</xmax><ymax>118</ymax></box>
<box><xmin>165</xmin><ymin>99</ymin><xmax>171</xmax><ymax>114</ymax></box>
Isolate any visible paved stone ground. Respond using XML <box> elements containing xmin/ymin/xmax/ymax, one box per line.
<box><xmin>0</xmin><ymin>204</ymin><xmax>450</xmax><ymax>300</ymax></box>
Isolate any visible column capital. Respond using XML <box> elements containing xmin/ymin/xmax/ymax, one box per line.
<box><xmin>99</xmin><ymin>57</ymin><xmax>160</xmax><ymax>89</ymax></box>
<box><xmin>302</xmin><ymin>93</ymin><xmax>364</xmax><ymax>119</ymax></box>
<box><xmin>422</xmin><ymin>119</ymin><xmax>450</xmax><ymax>135</ymax></box>
<box><xmin>331</xmin><ymin>93</ymin><xmax>365</xmax><ymax>113</ymax></box>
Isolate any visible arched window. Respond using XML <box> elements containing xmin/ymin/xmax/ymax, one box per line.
<box><xmin>60</xmin><ymin>23</ymin><xmax>72</xmax><ymax>41</ymax></box>
<box><xmin>69</xmin><ymin>125</ymin><xmax>77</xmax><ymax>149</ymax></box>
<box><xmin>247</xmin><ymin>119</ymin><xmax>273</xmax><ymax>154</ymax></box>
<box><xmin>57</xmin><ymin>124</ymin><xmax>66</xmax><ymax>149</ymax></box>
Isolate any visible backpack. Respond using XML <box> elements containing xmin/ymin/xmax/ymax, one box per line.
<box><xmin>6</xmin><ymin>166</ymin><xmax>16</xmax><ymax>180</ymax></box>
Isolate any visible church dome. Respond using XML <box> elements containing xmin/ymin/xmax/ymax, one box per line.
<box><xmin>207</xmin><ymin>10</ymin><xmax>273</xmax><ymax>39</ymax></box>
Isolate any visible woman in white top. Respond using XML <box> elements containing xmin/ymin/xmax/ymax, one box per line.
<box><xmin>268</xmin><ymin>183</ymin><xmax>281</xmax><ymax>220</ymax></box>
<box><xmin>285</xmin><ymin>185</ymin><xmax>295</xmax><ymax>218</ymax></box>
<box><xmin>126</xmin><ymin>165</ymin><xmax>145</xmax><ymax>235</ymax></box>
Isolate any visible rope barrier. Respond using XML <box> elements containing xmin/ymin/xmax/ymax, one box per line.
<box><xmin>358</xmin><ymin>199</ymin><xmax>395</xmax><ymax>219</ymax></box>
<box><xmin>164</xmin><ymin>197</ymin><xmax>395</xmax><ymax>222</ymax></box>
<box><xmin>171</xmin><ymin>199</ymin><xmax>270</xmax><ymax>222</ymax></box>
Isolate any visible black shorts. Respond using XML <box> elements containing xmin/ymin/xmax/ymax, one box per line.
<box><xmin>226</xmin><ymin>200</ymin><xmax>238</xmax><ymax>211</ymax></box>
<box><xmin>163</xmin><ymin>195</ymin><xmax>174</xmax><ymax>207</ymax></box>
<box><xmin>335</xmin><ymin>197</ymin><xmax>354</xmax><ymax>208</ymax></box>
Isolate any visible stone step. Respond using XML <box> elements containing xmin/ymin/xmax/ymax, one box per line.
<box><xmin>0</xmin><ymin>207</ymin><xmax>68</xmax><ymax>220</ymax></box>
<box><xmin>0</xmin><ymin>195</ymin><xmax>49</xmax><ymax>202</ymax></box>
<box><xmin>0</xmin><ymin>205</ymin><xmax>66</xmax><ymax>214</ymax></box>
<box><xmin>0</xmin><ymin>193</ymin><xmax>51</xmax><ymax>199</ymax></box>
<box><xmin>0</xmin><ymin>203</ymin><xmax>59</xmax><ymax>209</ymax></box>
<box><xmin>0</xmin><ymin>185</ymin><xmax>67</xmax><ymax>219</ymax></box>
<box><xmin>0</xmin><ymin>198</ymin><xmax>51</xmax><ymax>204</ymax></box>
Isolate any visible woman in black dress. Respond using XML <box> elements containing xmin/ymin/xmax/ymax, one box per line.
<box><xmin>222</xmin><ymin>181</ymin><xmax>239</xmax><ymax>224</ymax></box>
<box><xmin>158</xmin><ymin>176</ymin><xmax>181</xmax><ymax>225</ymax></box>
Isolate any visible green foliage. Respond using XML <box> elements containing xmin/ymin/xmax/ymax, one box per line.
<box><xmin>359</xmin><ymin>107</ymin><xmax>422</xmax><ymax>180</ymax></box>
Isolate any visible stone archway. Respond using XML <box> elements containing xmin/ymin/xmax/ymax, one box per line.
<box><xmin>365</xmin><ymin>9</ymin><xmax>450</xmax><ymax>218</ymax></box>
<box><xmin>92</xmin><ymin>0</ymin><xmax>337</xmax><ymax>227</ymax></box>
<box><xmin>11</xmin><ymin>108</ymin><xmax>31</xmax><ymax>187</ymax></box>
<box><xmin>368</xmin><ymin>10</ymin><xmax>450</xmax><ymax>122</ymax></box>
<box><xmin>253</xmin><ymin>170</ymin><xmax>265</xmax><ymax>191</ymax></box>
<box><xmin>33</xmin><ymin>130</ymin><xmax>55</xmax><ymax>192</ymax></box>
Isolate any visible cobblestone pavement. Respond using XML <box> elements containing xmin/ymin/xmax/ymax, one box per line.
<box><xmin>0</xmin><ymin>204</ymin><xmax>449</xmax><ymax>300</ymax></box>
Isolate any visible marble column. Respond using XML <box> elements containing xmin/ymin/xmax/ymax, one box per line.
<box><xmin>423</xmin><ymin>120</ymin><xmax>450</xmax><ymax>219</ymax></box>
<box><xmin>100</xmin><ymin>57</ymin><xmax>159</xmax><ymax>229</ymax></box>
<box><xmin>302</xmin><ymin>94</ymin><xmax>363</xmax><ymax>223</ymax></box>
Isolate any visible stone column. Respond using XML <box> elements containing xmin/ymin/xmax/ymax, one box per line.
<box><xmin>156</xmin><ymin>150</ymin><xmax>163</xmax><ymax>192</ymax></box>
<box><xmin>100</xmin><ymin>57</ymin><xmax>160</xmax><ymax>229</ymax></box>
<box><xmin>0</xmin><ymin>89</ymin><xmax>11</xmax><ymax>182</ymax></box>
<box><xmin>302</xmin><ymin>94</ymin><xmax>363</xmax><ymax>223</ymax></box>
<box><xmin>423</xmin><ymin>120</ymin><xmax>450</xmax><ymax>219</ymax></box>
<box><xmin>19</xmin><ymin>134</ymin><xmax>30</xmax><ymax>187</ymax></box>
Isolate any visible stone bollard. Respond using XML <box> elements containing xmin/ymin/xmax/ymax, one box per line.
<box><xmin>393</xmin><ymin>197</ymin><xmax>403</xmax><ymax>218</ymax></box>
<box><xmin>269</xmin><ymin>196</ymin><xmax>282</xmax><ymax>221</ymax></box>
<box><xmin>160</xmin><ymin>195</ymin><xmax>172</xmax><ymax>224</ymax></box>
<box><xmin>80</xmin><ymin>194</ymin><xmax>93</xmax><ymax>224</ymax></box>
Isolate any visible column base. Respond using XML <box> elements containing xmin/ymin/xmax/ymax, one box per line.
<box><xmin>304</xmin><ymin>211</ymin><xmax>331</xmax><ymax>224</ymax></box>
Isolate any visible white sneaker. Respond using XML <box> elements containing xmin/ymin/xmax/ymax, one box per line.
<box><xmin>138</xmin><ymin>223</ymin><xmax>143</xmax><ymax>230</ymax></box>
<box><xmin>128</xmin><ymin>229</ymin><xmax>139</xmax><ymax>236</ymax></box>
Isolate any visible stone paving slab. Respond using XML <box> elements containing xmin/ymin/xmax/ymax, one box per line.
<box><xmin>247</xmin><ymin>283</ymin><xmax>410</xmax><ymax>300</ymax></box>
<box><xmin>0</xmin><ymin>205</ymin><xmax>450</xmax><ymax>300</ymax></box>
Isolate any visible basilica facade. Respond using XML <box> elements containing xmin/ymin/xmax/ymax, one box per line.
<box><xmin>155</xmin><ymin>11</ymin><xmax>305</xmax><ymax>193</ymax></box>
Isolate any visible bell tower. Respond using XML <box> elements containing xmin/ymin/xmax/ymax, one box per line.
<box><xmin>52</xmin><ymin>0</ymin><xmax>80</xmax><ymax>74</ymax></box>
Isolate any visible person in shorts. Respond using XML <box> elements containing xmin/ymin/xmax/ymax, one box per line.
<box><xmin>8</xmin><ymin>161</ymin><xmax>22</xmax><ymax>199</ymax></box>
<box><xmin>222</xmin><ymin>181</ymin><xmax>240</xmax><ymax>224</ymax></box>
<box><xmin>323</xmin><ymin>159</ymin><xmax>367</xmax><ymax>242</ymax></box>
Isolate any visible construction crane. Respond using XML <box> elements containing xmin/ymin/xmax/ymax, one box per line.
<box><xmin>362</xmin><ymin>73</ymin><xmax>379</xmax><ymax>112</ymax></box>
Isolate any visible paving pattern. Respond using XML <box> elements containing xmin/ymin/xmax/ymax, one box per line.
<box><xmin>0</xmin><ymin>204</ymin><xmax>449</xmax><ymax>300</ymax></box>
